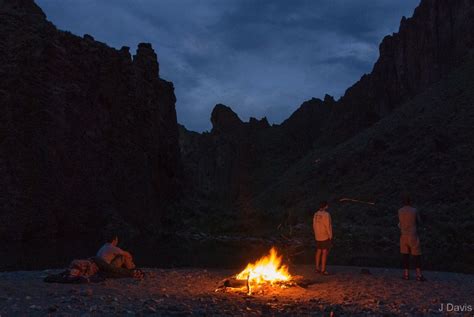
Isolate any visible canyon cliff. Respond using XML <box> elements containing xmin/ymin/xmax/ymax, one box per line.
<box><xmin>1</xmin><ymin>0</ymin><xmax>473</xmax><ymax>272</ymax></box>
<box><xmin>179</xmin><ymin>0</ymin><xmax>474</xmax><ymax>271</ymax></box>
<box><xmin>0</xmin><ymin>0</ymin><xmax>181</xmax><ymax>267</ymax></box>
<box><xmin>180</xmin><ymin>0</ymin><xmax>474</xmax><ymax>215</ymax></box>
<box><xmin>324</xmin><ymin>0</ymin><xmax>474</xmax><ymax>144</ymax></box>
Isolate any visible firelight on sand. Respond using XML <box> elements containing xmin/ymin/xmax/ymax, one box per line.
<box><xmin>236</xmin><ymin>247</ymin><xmax>291</xmax><ymax>285</ymax></box>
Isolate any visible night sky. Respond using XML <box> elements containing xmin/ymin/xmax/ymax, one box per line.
<box><xmin>37</xmin><ymin>0</ymin><xmax>418</xmax><ymax>132</ymax></box>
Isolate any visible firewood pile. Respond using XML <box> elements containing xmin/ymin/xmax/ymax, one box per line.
<box><xmin>215</xmin><ymin>275</ymin><xmax>316</xmax><ymax>295</ymax></box>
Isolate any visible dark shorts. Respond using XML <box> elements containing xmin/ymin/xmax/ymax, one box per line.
<box><xmin>316</xmin><ymin>239</ymin><xmax>332</xmax><ymax>250</ymax></box>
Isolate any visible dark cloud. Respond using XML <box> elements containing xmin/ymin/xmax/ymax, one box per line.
<box><xmin>37</xmin><ymin>0</ymin><xmax>418</xmax><ymax>131</ymax></box>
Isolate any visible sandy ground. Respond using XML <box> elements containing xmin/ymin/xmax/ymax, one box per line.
<box><xmin>0</xmin><ymin>265</ymin><xmax>473</xmax><ymax>316</ymax></box>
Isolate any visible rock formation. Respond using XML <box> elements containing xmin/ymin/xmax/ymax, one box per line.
<box><xmin>1</xmin><ymin>0</ymin><xmax>473</xmax><ymax>272</ymax></box>
<box><xmin>0</xmin><ymin>0</ymin><xmax>181</xmax><ymax>265</ymax></box>
<box><xmin>179</xmin><ymin>95</ymin><xmax>333</xmax><ymax>235</ymax></box>
<box><xmin>181</xmin><ymin>0</ymin><xmax>474</xmax><ymax>212</ymax></box>
<box><xmin>179</xmin><ymin>0</ymin><xmax>474</xmax><ymax>272</ymax></box>
<box><xmin>252</xmin><ymin>57</ymin><xmax>474</xmax><ymax>272</ymax></box>
<box><xmin>323</xmin><ymin>0</ymin><xmax>474</xmax><ymax>144</ymax></box>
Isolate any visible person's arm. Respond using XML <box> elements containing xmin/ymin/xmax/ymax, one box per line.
<box><xmin>312</xmin><ymin>214</ymin><xmax>317</xmax><ymax>239</ymax></box>
<box><xmin>416</xmin><ymin>209</ymin><xmax>422</xmax><ymax>227</ymax></box>
<box><xmin>327</xmin><ymin>213</ymin><xmax>333</xmax><ymax>240</ymax></box>
<box><xmin>119</xmin><ymin>248</ymin><xmax>132</xmax><ymax>258</ymax></box>
<box><xmin>110</xmin><ymin>245</ymin><xmax>130</xmax><ymax>257</ymax></box>
<box><xmin>398</xmin><ymin>210</ymin><xmax>401</xmax><ymax>229</ymax></box>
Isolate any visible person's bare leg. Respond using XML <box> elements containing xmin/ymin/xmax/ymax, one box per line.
<box><xmin>124</xmin><ymin>255</ymin><xmax>136</xmax><ymax>269</ymax></box>
<box><xmin>414</xmin><ymin>255</ymin><xmax>425</xmax><ymax>281</ymax></box>
<box><xmin>315</xmin><ymin>249</ymin><xmax>321</xmax><ymax>272</ymax></box>
<box><xmin>402</xmin><ymin>254</ymin><xmax>410</xmax><ymax>279</ymax></box>
<box><xmin>110</xmin><ymin>255</ymin><xmax>125</xmax><ymax>268</ymax></box>
<box><xmin>321</xmin><ymin>249</ymin><xmax>328</xmax><ymax>273</ymax></box>
<box><xmin>414</xmin><ymin>255</ymin><xmax>421</xmax><ymax>275</ymax></box>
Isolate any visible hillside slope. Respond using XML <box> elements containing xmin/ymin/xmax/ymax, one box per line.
<box><xmin>252</xmin><ymin>57</ymin><xmax>474</xmax><ymax>272</ymax></box>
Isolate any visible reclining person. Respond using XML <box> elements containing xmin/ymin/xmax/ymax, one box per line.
<box><xmin>93</xmin><ymin>235</ymin><xmax>137</xmax><ymax>277</ymax></box>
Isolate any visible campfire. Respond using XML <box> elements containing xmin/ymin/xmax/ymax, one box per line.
<box><xmin>236</xmin><ymin>247</ymin><xmax>291</xmax><ymax>286</ymax></box>
<box><xmin>216</xmin><ymin>247</ymin><xmax>312</xmax><ymax>295</ymax></box>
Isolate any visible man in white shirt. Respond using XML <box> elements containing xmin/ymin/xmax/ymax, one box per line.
<box><xmin>96</xmin><ymin>235</ymin><xmax>135</xmax><ymax>270</ymax></box>
<box><xmin>313</xmin><ymin>201</ymin><xmax>333</xmax><ymax>275</ymax></box>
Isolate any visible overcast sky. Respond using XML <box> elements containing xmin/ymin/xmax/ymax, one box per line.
<box><xmin>37</xmin><ymin>0</ymin><xmax>419</xmax><ymax>132</ymax></box>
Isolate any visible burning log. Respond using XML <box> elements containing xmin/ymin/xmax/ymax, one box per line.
<box><xmin>215</xmin><ymin>275</ymin><xmax>316</xmax><ymax>293</ymax></box>
<box><xmin>219</xmin><ymin>277</ymin><xmax>248</xmax><ymax>289</ymax></box>
<box><xmin>215</xmin><ymin>248</ymin><xmax>316</xmax><ymax>294</ymax></box>
<box><xmin>246</xmin><ymin>274</ymin><xmax>251</xmax><ymax>295</ymax></box>
<box><xmin>236</xmin><ymin>248</ymin><xmax>291</xmax><ymax>285</ymax></box>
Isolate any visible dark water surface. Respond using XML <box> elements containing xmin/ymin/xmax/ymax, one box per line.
<box><xmin>1</xmin><ymin>238</ymin><xmax>469</xmax><ymax>274</ymax></box>
<box><xmin>0</xmin><ymin>238</ymin><xmax>398</xmax><ymax>272</ymax></box>
<box><xmin>0</xmin><ymin>239</ymin><xmax>296</xmax><ymax>271</ymax></box>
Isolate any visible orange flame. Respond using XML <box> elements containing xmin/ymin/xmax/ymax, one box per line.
<box><xmin>236</xmin><ymin>247</ymin><xmax>291</xmax><ymax>285</ymax></box>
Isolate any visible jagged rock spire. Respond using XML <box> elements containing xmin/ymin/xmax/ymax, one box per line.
<box><xmin>133</xmin><ymin>43</ymin><xmax>160</xmax><ymax>80</ymax></box>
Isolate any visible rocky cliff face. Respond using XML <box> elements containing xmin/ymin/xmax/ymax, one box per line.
<box><xmin>179</xmin><ymin>0</ymin><xmax>474</xmax><ymax>234</ymax></box>
<box><xmin>323</xmin><ymin>0</ymin><xmax>474</xmax><ymax>144</ymax></box>
<box><xmin>252</xmin><ymin>57</ymin><xmax>474</xmax><ymax>272</ymax></box>
<box><xmin>0</xmin><ymin>0</ymin><xmax>181</xmax><ymax>260</ymax></box>
<box><xmin>178</xmin><ymin>0</ymin><xmax>474</xmax><ymax>272</ymax></box>
<box><xmin>180</xmin><ymin>97</ymin><xmax>331</xmax><ymax>227</ymax></box>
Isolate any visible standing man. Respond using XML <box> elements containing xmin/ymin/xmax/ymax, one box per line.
<box><xmin>313</xmin><ymin>201</ymin><xmax>333</xmax><ymax>275</ymax></box>
<box><xmin>398</xmin><ymin>195</ymin><xmax>426</xmax><ymax>281</ymax></box>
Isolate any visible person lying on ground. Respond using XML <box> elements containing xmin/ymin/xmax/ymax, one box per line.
<box><xmin>44</xmin><ymin>258</ymin><xmax>105</xmax><ymax>284</ymax></box>
<box><xmin>44</xmin><ymin>235</ymin><xmax>143</xmax><ymax>283</ymax></box>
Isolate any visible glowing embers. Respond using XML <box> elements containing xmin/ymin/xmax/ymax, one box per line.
<box><xmin>216</xmin><ymin>247</ymin><xmax>306</xmax><ymax>295</ymax></box>
<box><xmin>236</xmin><ymin>247</ymin><xmax>291</xmax><ymax>286</ymax></box>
